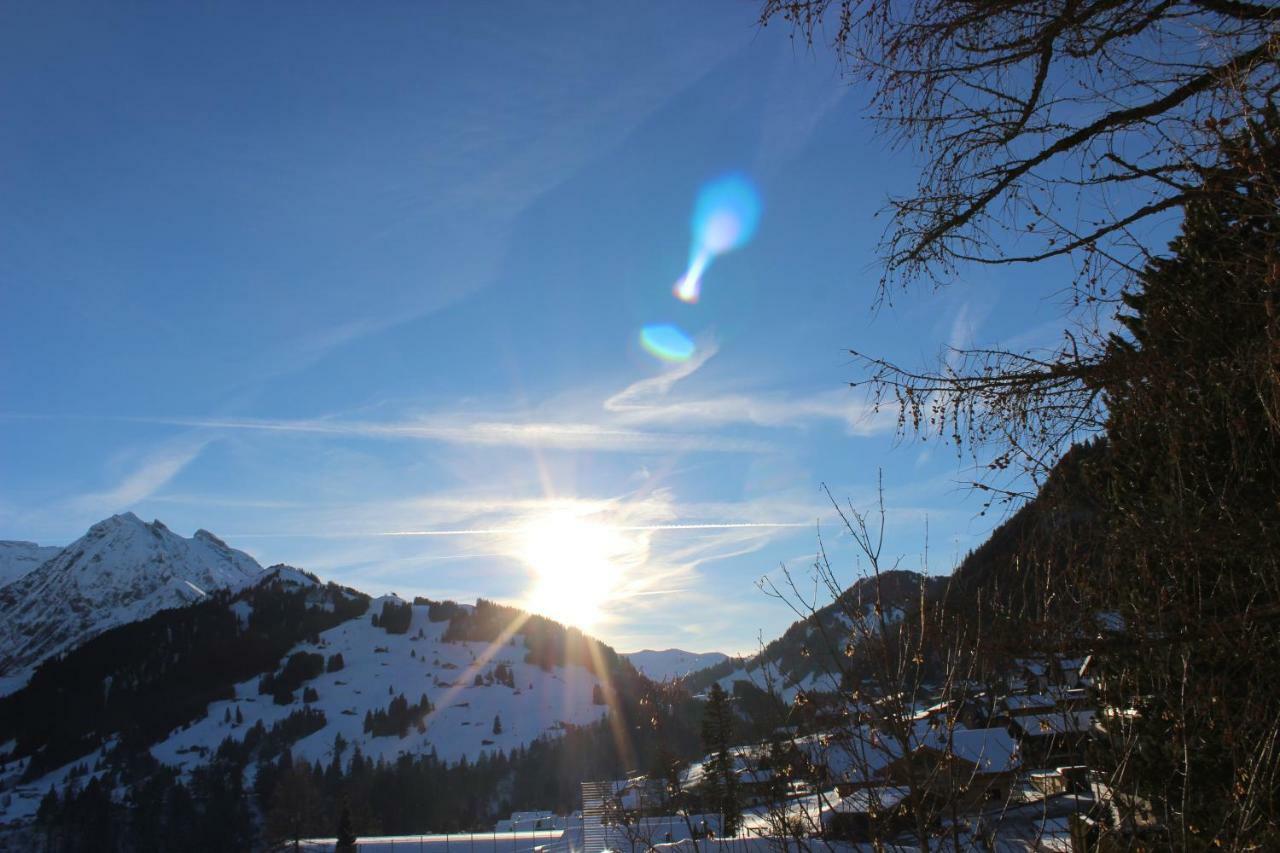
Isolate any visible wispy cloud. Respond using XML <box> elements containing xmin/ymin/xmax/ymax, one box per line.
<box><xmin>69</xmin><ymin>440</ymin><xmax>208</xmax><ymax>515</ymax></box>
<box><xmin>604</xmin><ymin>344</ymin><xmax>893</xmax><ymax>436</ymax></box>
<box><xmin>117</xmin><ymin>414</ymin><xmax>771</xmax><ymax>454</ymax></box>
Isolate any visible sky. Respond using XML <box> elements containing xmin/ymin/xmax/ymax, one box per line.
<box><xmin>0</xmin><ymin>1</ymin><xmax>1079</xmax><ymax>655</ymax></box>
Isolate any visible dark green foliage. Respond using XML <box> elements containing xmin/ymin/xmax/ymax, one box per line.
<box><xmin>700</xmin><ymin>683</ymin><xmax>741</xmax><ymax>836</ymax></box>
<box><xmin>363</xmin><ymin>693</ymin><xmax>432</xmax><ymax>738</ymax></box>
<box><xmin>1082</xmin><ymin>121</ymin><xmax>1280</xmax><ymax>845</ymax></box>
<box><xmin>424</xmin><ymin>599</ymin><xmax>464</xmax><ymax>622</ymax></box>
<box><xmin>0</xmin><ymin>579</ymin><xmax>367</xmax><ymax>778</ymax></box>
<box><xmin>33</xmin><ymin>675</ymin><xmax>706</xmax><ymax>845</ymax></box>
<box><xmin>265</xmin><ymin>763</ymin><xmax>322</xmax><ymax>848</ymax></box>
<box><xmin>443</xmin><ymin>598</ymin><xmax>629</xmax><ymax>680</ymax></box>
<box><xmin>378</xmin><ymin>598</ymin><xmax>413</xmax><ymax>634</ymax></box>
<box><xmin>492</xmin><ymin>714</ymin><xmax>502</xmax><ymax>735</ymax></box>
<box><xmin>327</xmin><ymin>652</ymin><xmax>345</xmax><ymax>672</ymax></box>
<box><xmin>336</xmin><ymin>799</ymin><xmax>358</xmax><ymax>851</ymax></box>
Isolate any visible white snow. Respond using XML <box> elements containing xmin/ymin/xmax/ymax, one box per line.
<box><xmin>0</xmin><ymin>513</ymin><xmax>266</xmax><ymax>695</ymax></box>
<box><xmin>624</xmin><ymin>649</ymin><xmax>728</xmax><ymax>681</ymax></box>
<box><xmin>0</xmin><ymin>540</ymin><xmax>61</xmax><ymax>589</ymax></box>
<box><xmin>148</xmin><ymin>601</ymin><xmax>609</xmax><ymax>772</ymax></box>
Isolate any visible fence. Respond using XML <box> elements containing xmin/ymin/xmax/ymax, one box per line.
<box><xmin>297</xmin><ymin>828</ymin><xmax>571</xmax><ymax>853</ymax></box>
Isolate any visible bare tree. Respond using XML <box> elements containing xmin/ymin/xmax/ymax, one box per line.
<box><xmin>761</xmin><ymin>0</ymin><xmax>1279</xmax><ymax>290</ymax></box>
<box><xmin>753</xmin><ymin>482</ymin><xmax>1045</xmax><ymax>851</ymax></box>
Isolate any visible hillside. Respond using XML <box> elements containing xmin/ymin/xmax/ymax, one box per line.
<box><xmin>623</xmin><ymin>649</ymin><xmax>728</xmax><ymax>681</ymax></box>
<box><xmin>0</xmin><ymin>513</ymin><xmax>266</xmax><ymax>694</ymax></box>
<box><xmin>683</xmin><ymin>569</ymin><xmax>947</xmax><ymax>703</ymax></box>
<box><xmin>943</xmin><ymin>440</ymin><xmax>1108</xmax><ymax>629</ymax></box>
<box><xmin>0</xmin><ymin>530</ymin><xmax>671</xmax><ymax>833</ymax></box>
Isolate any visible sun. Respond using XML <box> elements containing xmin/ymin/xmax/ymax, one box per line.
<box><xmin>516</xmin><ymin>510</ymin><xmax>630</xmax><ymax>631</ymax></box>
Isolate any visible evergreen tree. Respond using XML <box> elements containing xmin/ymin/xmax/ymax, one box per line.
<box><xmin>1086</xmin><ymin>117</ymin><xmax>1280</xmax><ymax>845</ymax></box>
<box><xmin>266</xmin><ymin>763</ymin><xmax>322</xmax><ymax>850</ymax></box>
<box><xmin>492</xmin><ymin>715</ymin><xmax>503</xmax><ymax>735</ymax></box>
<box><xmin>335</xmin><ymin>799</ymin><xmax>358</xmax><ymax>852</ymax></box>
<box><xmin>700</xmin><ymin>683</ymin><xmax>740</xmax><ymax>836</ymax></box>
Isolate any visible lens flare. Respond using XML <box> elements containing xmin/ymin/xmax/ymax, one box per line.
<box><xmin>639</xmin><ymin>324</ymin><xmax>695</xmax><ymax>362</ymax></box>
<box><xmin>674</xmin><ymin>173</ymin><xmax>762</xmax><ymax>304</ymax></box>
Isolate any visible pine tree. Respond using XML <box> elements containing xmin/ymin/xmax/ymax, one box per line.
<box><xmin>235</xmin><ymin>706</ymin><xmax>243</xmax><ymax>725</ymax></box>
<box><xmin>335</xmin><ymin>798</ymin><xmax>358</xmax><ymax>852</ymax></box>
<box><xmin>266</xmin><ymin>764</ymin><xmax>321</xmax><ymax>850</ymax></box>
<box><xmin>1087</xmin><ymin>118</ymin><xmax>1280</xmax><ymax>845</ymax></box>
<box><xmin>700</xmin><ymin>683</ymin><xmax>740</xmax><ymax>836</ymax></box>
<box><xmin>492</xmin><ymin>714</ymin><xmax>503</xmax><ymax>735</ymax></box>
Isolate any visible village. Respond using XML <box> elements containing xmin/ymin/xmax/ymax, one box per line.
<box><xmin>298</xmin><ymin>653</ymin><xmax>1120</xmax><ymax>852</ymax></box>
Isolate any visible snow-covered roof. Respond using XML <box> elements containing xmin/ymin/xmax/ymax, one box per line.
<box><xmin>1010</xmin><ymin>710</ymin><xmax>1096</xmax><ymax>737</ymax></box>
<box><xmin>1002</xmin><ymin>693</ymin><xmax>1059</xmax><ymax>712</ymax></box>
<box><xmin>920</xmin><ymin>727</ymin><xmax>1021</xmax><ymax>773</ymax></box>
<box><xmin>825</xmin><ymin>786</ymin><xmax>910</xmax><ymax>817</ymax></box>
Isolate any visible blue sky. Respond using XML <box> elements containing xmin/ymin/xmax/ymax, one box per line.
<box><xmin>1</xmin><ymin>1</ymin><xmax>1076</xmax><ymax>654</ymax></box>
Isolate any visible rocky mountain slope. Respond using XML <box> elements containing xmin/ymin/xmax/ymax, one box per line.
<box><xmin>0</xmin><ymin>512</ymin><xmax>265</xmax><ymax>694</ymax></box>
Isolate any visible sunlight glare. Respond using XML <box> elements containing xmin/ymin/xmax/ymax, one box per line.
<box><xmin>518</xmin><ymin>511</ymin><xmax>632</xmax><ymax>630</ymax></box>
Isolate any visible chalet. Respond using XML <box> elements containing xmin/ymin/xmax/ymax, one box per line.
<box><xmin>819</xmin><ymin>786</ymin><xmax>910</xmax><ymax>842</ymax></box>
<box><xmin>882</xmin><ymin>727</ymin><xmax>1022</xmax><ymax>812</ymax></box>
<box><xmin>1008</xmin><ymin>709</ymin><xmax>1096</xmax><ymax>766</ymax></box>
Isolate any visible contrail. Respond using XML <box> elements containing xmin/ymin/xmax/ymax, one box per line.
<box><xmin>381</xmin><ymin>521</ymin><xmax>808</xmax><ymax>537</ymax></box>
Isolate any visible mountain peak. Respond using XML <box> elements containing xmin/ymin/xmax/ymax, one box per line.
<box><xmin>0</xmin><ymin>515</ymin><xmax>266</xmax><ymax>694</ymax></box>
<box><xmin>193</xmin><ymin>528</ymin><xmax>228</xmax><ymax>548</ymax></box>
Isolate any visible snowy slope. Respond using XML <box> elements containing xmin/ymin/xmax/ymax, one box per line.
<box><xmin>0</xmin><ymin>512</ymin><xmax>264</xmax><ymax>694</ymax></box>
<box><xmin>624</xmin><ymin>649</ymin><xmax>728</xmax><ymax>682</ymax></box>
<box><xmin>0</xmin><ymin>541</ymin><xmax>61</xmax><ymax>589</ymax></box>
<box><xmin>149</xmin><ymin>596</ymin><xmax>608</xmax><ymax>770</ymax></box>
<box><xmin>0</xmin><ymin>588</ymin><xmax>617</xmax><ymax>825</ymax></box>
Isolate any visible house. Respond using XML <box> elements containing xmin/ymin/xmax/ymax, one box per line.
<box><xmin>820</xmin><ymin>786</ymin><xmax>911</xmax><ymax>842</ymax></box>
<box><xmin>1008</xmin><ymin>710</ymin><xmax>1096</xmax><ymax>766</ymax></box>
<box><xmin>883</xmin><ymin>726</ymin><xmax>1022</xmax><ymax>812</ymax></box>
<box><xmin>796</xmin><ymin>728</ymin><xmax>906</xmax><ymax>791</ymax></box>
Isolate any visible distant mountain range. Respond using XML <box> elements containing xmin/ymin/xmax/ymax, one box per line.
<box><xmin>623</xmin><ymin>648</ymin><xmax>728</xmax><ymax>681</ymax></box>
<box><xmin>0</xmin><ymin>514</ymin><xmax>636</xmax><ymax>828</ymax></box>
<box><xmin>0</xmin><ymin>510</ymin><xmax>1012</xmax><ymax>832</ymax></box>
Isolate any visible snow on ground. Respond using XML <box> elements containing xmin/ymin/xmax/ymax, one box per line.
<box><xmin>150</xmin><ymin>599</ymin><xmax>608</xmax><ymax>773</ymax></box>
<box><xmin>624</xmin><ymin>649</ymin><xmax>729</xmax><ymax>682</ymax></box>
<box><xmin>0</xmin><ymin>541</ymin><xmax>60</xmax><ymax>589</ymax></box>
<box><xmin>708</xmin><ymin>662</ymin><xmax>840</xmax><ymax>704</ymax></box>
<box><xmin>0</xmin><ymin>513</ymin><xmax>267</xmax><ymax>694</ymax></box>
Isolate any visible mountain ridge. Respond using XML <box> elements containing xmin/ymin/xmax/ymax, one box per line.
<box><xmin>0</xmin><ymin>512</ymin><xmax>266</xmax><ymax>693</ymax></box>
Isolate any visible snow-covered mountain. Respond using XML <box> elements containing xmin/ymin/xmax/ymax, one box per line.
<box><xmin>682</xmin><ymin>570</ymin><xmax>946</xmax><ymax>702</ymax></box>
<box><xmin>150</xmin><ymin>593</ymin><xmax>608</xmax><ymax>774</ymax></box>
<box><xmin>624</xmin><ymin>648</ymin><xmax>728</xmax><ymax>681</ymax></box>
<box><xmin>0</xmin><ymin>572</ymin><xmax>625</xmax><ymax>827</ymax></box>
<box><xmin>0</xmin><ymin>540</ymin><xmax>61</xmax><ymax>589</ymax></box>
<box><xmin>0</xmin><ymin>512</ymin><xmax>264</xmax><ymax>694</ymax></box>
